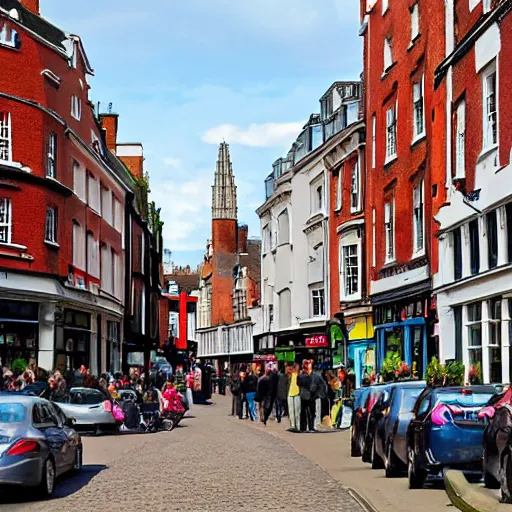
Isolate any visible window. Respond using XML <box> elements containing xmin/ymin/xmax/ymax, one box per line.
<box><xmin>384</xmin><ymin>38</ymin><xmax>393</xmax><ymax>71</ymax></box>
<box><xmin>350</xmin><ymin>160</ymin><xmax>360</xmax><ymax>212</ymax></box>
<box><xmin>87</xmin><ymin>174</ymin><xmax>100</xmax><ymax>213</ymax></box>
<box><xmin>482</xmin><ymin>61</ymin><xmax>497</xmax><ymax>149</ymax></box>
<box><xmin>277</xmin><ymin>209</ymin><xmax>290</xmax><ymax>245</ymax></box>
<box><xmin>488</xmin><ymin>298</ymin><xmax>502</xmax><ymax>384</ymax></box>
<box><xmin>87</xmin><ymin>233</ymin><xmax>99</xmax><ymax>279</ymax></box>
<box><xmin>140</xmin><ymin>233</ymin><xmax>145</xmax><ymax>271</ymax></box>
<box><xmin>342</xmin><ymin>244</ymin><xmax>359</xmax><ymax>298</ymax></box>
<box><xmin>469</xmin><ymin>219</ymin><xmax>480</xmax><ymax>275</ymax></box>
<box><xmin>71</xmin><ymin>95</ymin><xmax>81</xmax><ymax>120</ymax></box>
<box><xmin>413</xmin><ymin>181</ymin><xmax>424</xmax><ymax>254</ymax></box>
<box><xmin>372</xmin><ymin>207</ymin><xmax>376</xmax><ymax>267</ymax></box>
<box><xmin>467</xmin><ymin>302</ymin><xmax>482</xmax><ymax>372</ymax></box>
<box><xmin>44</xmin><ymin>207</ymin><xmax>57</xmax><ymax>244</ymax></box>
<box><xmin>347</xmin><ymin>102</ymin><xmax>360</xmax><ymax>125</ymax></box>
<box><xmin>72</xmin><ymin>161</ymin><xmax>86</xmax><ymax>201</ymax></box>
<box><xmin>371</xmin><ymin>115</ymin><xmax>376</xmax><ymax>169</ymax></box>
<box><xmin>454</xmin><ymin>305</ymin><xmax>463</xmax><ymax>362</ymax></box>
<box><xmin>113</xmin><ymin>250</ymin><xmax>122</xmax><ymax>299</ymax></box>
<box><xmin>0</xmin><ymin>112</ymin><xmax>11</xmax><ymax>162</ymax></box>
<box><xmin>453</xmin><ymin>227</ymin><xmax>462</xmax><ymax>280</ymax></box>
<box><xmin>47</xmin><ymin>133</ymin><xmax>57</xmax><ymax>178</ymax></box>
<box><xmin>113</xmin><ymin>197</ymin><xmax>123</xmax><ymax>232</ymax></box>
<box><xmin>411</xmin><ymin>3</ymin><xmax>419</xmax><ymax>41</ymax></box>
<box><xmin>336</xmin><ymin>170</ymin><xmax>342</xmax><ymax>210</ymax></box>
<box><xmin>311</xmin><ymin>288</ymin><xmax>325</xmax><ymax>317</ymax></box>
<box><xmin>0</xmin><ymin>198</ymin><xmax>12</xmax><ymax>244</ymax></box>
<box><xmin>268</xmin><ymin>304</ymin><xmax>274</xmax><ymax>327</ymax></box>
<box><xmin>487</xmin><ymin>210</ymin><xmax>498</xmax><ymax>270</ymax></box>
<box><xmin>101</xmin><ymin>187</ymin><xmax>112</xmax><ymax>225</ymax></box>
<box><xmin>507</xmin><ymin>203</ymin><xmax>512</xmax><ymax>264</ymax></box>
<box><xmin>382</xmin><ymin>0</ymin><xmax>389</xmax><ymax>14</ymax></box>
<box><xmin>262</xmin><ymin>225</ymin><xmax>270</xmax><ymax>253</ymax></box>
<box><xmin>413</xmin><ymin>78</ymin><xmax>425</xmax><ymax>139</ymax></box>
<box><xmin>101</xmin><ymin>244</ymin><xmax>113</xmax><ymax>295</ymax></box>
<box><xmin>72</xmin><ymin>222</ymin><xmax>85</xmax><ymax>270</ymax></box>
<box><xmin>317</xmin><ymin>185</ymin><xmax>323</xmax><ymax>211</ymax></box>
<box><xmin>455</xmin><ymin>100</ymin><xmax>466</xmax><ymax>179</ymax></box>
<box><xmin>278</xmin><ymin>289</ymin><xmax>291</xmax><ymax>328</ymax></box>
<box><xmin>386</xmin><ymin>104</ymin><xmax>397</xmax><ymax>161</ymax></box>
<box><xmin>384</xmin><ymin>200</ymin><xmax>395</xmax><ymax>262</ymax></box>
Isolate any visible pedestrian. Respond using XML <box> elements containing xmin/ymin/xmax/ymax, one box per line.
<box><xmin>242</xmin><ymin>368</ymin><xmax>258</xmax><ymax>421</ymax></box>
<box><xmin>275</xmin><ymin>365</ymin><xmax>289</xmax><ymax>423</ymax></box>
<box><xmin>186</xmin><ymin>369</ymin><xmax>194</xmax><ymax>412</ymax></box>
<box><xmin>229</xmin><ymin>369</ymin><xmax>240</xmax><ymax>416</ymax></box>
<box><xmin>256</xmin><ymin>365</ymin><xmax>273</xmax><ymax>425</ymax></box>
<box><xmin>287</xmin><ymin>363</ymin><xmax>301</xmax><ymax>432</ymax></box>
<box><xmin>238</xmin><ymin>370</ymin><xmax>248</xmax><ymax>419</ymax></box>
<box><xmin>297</xmin><ymin>360</ymin><xmax>315</xmax><ymax>432</ymax></box>
<box><xmin>311</xmin><ymin>363</ymin><xmax>328</xmax><ymax>430</ymax></box>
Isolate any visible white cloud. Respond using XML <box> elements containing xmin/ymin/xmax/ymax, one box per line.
<box><xmin>202</xmin><ymin>121</ymin><xmax>304</xmax><ymax>148</ymax></box>
<box><xmin>163</xmin><ymin>157</ymin><xmax>182</xmax><ymax>169</ymax></box>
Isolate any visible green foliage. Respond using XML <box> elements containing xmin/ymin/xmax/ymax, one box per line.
<box><xmin>426</xmin><ymin>356</ymin><xmax>465</xmax><ymax>387</ymax></box>
<box><xmin>12</xmin><ymin>358</ymin><xmax>28</xmax><ymax>377</ymax></box>
<box><xmin>445</xmin><ymin>360</ymin><xmax>465</xmax><ymax>386</ymax></box>
<box><xmin>468</xmin><ymin>362</ymin><xmax>482</xmax><ymax>385</ymax></box>
<box><xmin>382</xmin><ymin>351</ymin><xmax>402</xmax><ymax>382</ymax></box>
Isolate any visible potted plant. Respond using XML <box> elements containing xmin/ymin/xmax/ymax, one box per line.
<box><xmin>382</xmin><ymin>351</ymin><xmax>402</xmax><ymax>382</ymax></box>
<box><xmin>396</xmin><ymin>361</ymin><xmax>411</xmax><ymax>381</ymax></box>
<box><xmin>468</xmin><ymin>362</ymin><xmax>482</xmax><ymax>385</ymax></box>
<box><xmin>445</xmin><ymin>360</ymin><xmax>465</xmax><ymax>386</ymax></box>
<box><xmin>426</xmin><ymin>356</ymin><xmax>446</xmax><ymax>387</ymax></box>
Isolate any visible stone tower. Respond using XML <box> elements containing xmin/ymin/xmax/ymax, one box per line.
<box><xmin>211</xmin><ymin>142</ymin><xmax>238</xmax><ymax>326</ymax></box>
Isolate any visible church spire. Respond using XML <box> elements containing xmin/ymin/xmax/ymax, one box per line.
<box><xmin>212</xmin><ymin>142</ymin><xmax>237</xmax><ymax>220</ymax></box>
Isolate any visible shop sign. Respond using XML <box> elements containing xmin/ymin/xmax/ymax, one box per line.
<box><xmin>305</xmin><ymin>335</ymin><xmax>328</xmax><ymax>348</ymax></box>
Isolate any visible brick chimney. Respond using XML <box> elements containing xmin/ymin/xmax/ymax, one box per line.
<box><xmin>238</xmin><ymin>224</ymin><xmax>248</xmax><ymax>254</ymax></box>
<box><xmin>19</xmin><ymin>0</ymin><xmax>40</xmax><ymax>14</ymax></box>
<box><xmin>116</xmin><ymin>143</ymin><xmax>144</xmax><ymax>179</ymax></box>
<box><xmin>99</xmin><ymin>113</ymin><xmax>118</xmax><ymax>152</ymax></box>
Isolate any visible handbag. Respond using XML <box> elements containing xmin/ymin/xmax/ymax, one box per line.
<box><xmin>112</xmin><ymin>403</ymin><xmax>125</xmax><ymax>421</ymax></box>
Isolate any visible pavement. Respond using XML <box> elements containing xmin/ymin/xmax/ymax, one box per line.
<box><xmin>0</xmin><ymin>394</ymin><xmax>368</xmax><ymax>512</ymax></box>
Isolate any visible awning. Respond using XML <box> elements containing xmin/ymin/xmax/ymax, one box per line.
<box><xmin>371</xmin><ymin>279</ymin><xmax>431</xmax><ymax>306</ymax></box>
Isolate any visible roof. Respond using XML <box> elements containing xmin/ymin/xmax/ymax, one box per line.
<box><xmin>0</xmin><ymin>0</ymin><xmax>67</xmax><ymax>51</ymax></box>
<box><xmin>240</xmin><ymin>238</ymin><xmax>261</xmax><ymax>293</ymax></box>
<box><xmin>165</xmin><ymin>273</ymin><xmax>200</xmax><ymax>294</ymax></box>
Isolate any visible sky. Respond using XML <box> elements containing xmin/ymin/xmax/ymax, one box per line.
<box><xmin>42</xmin><ymin>0</ymin><xmax>362</xmax><ymax>267</ymax></box>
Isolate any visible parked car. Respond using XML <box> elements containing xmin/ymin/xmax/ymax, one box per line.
<box><xmin>366</xmin><ymin>381</ymin><xmax>426</xmax><ymax>469</ymax></box>
<box><xmin>482</xmin><ymin>386</ymin><xmax>512</xmax><ymax>502</ymax></box>
<box><xmin>373</xmin><ymin>384</ymin><xmax>425</xmax><ymax>477</ymax></box>
<box><xmin>0</xmin><ymin>395</ymin><xmax>82</xmax><ymax>497</ymax></box>
<box><xmin>54</xmin><ymin>387</ymin><xmax>117</xmax><ymax>434</ymax></box>
<box><xmin>20</xmin><ymin>382</ymin><xmax>48</xmax><ymax>397</ymax></box>
<box><xmin>350</xmin><ymin>386</ymin><xmax>376</xmax><ymax>457</ymax></box>
<box><xmin>407</xmin><ymin>385</ymin><xmax>497</xmax><ymax>489</ymax></box>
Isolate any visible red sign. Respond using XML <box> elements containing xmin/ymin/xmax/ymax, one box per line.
<box><xmin>305</xmin><ymin>335</ymin><xmax>328</xmax><ymax>348</ymax></box>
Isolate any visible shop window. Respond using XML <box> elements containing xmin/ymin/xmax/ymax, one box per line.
<box><xmin>56</xmin><ymin>309</ymin><xmax>90</xmax><ymax>372</ymax></box>
<box><xmin>0</xmin><ymin>112</ymin><xmax>11</xmax><ymax>162</ymax></box>
<box><xmin>467</xmin><ymin>303</ymin><xmax>482</xmax><ymax>372</ymax></box>
<box><xmin>454</xmin><ymin>305</ymin><xmax>463</xmax><ymax>362</ymax></box>
<box><xmin>107</xmin><ymin>321</ymin><xmax>120</xmax><ymax>373</ymax></box>
<box><xmin>47</xmin><ymin>132</ymin><xmax>57</xmax><ymax>178</ymax></box>
<box><xmin>469</xmin><ymin>219</ymin><xmax>480</xmax><ymax>275</ymax></box>
<box><xmin>453</xmin><ymin>227</ymin><xmax>463</xmax><ymax>280</ymax></box>
<box><xmin>488</xmin><ymin>298</ymin><xmax>502</xmax><ymax>384</ymax></box>
<box><xmin>487</xmin><ymin>210</ymin><xmax>498</xmax><ymax>269</ymax></box>
<box><xmin>0</xmin><ymin>197</ymin><xmax>12</xmax><ymax>244</ymax></box>
<box><xmin>384</xmin><ymin>326</ymin><xmax>403</xmax><ymax>360</ymax></box>
<box><xmin>411</xmin><ymin>325</ymin><xmax>423</xmax><ymax>379</ymax></box>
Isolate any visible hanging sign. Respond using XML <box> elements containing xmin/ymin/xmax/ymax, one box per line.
<box><xmin>305</xmin><ymin>335</ymin><xmax>328</xmax><ymax>348</ymax></box>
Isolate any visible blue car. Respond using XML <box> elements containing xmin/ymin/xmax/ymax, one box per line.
<box><xmin>374</xmin><ymin>384</ymin><xmax>425</xmax><ymax>477</ymax></box>
<box><xmin>407</xmin><ymin>385</ymin><xmax>497</xmax><ymax>489</ymax></box>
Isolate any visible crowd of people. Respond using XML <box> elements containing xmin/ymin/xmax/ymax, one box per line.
<box><xmin>229</xmin><ymin>360</ymin><xmax>355</xmax><ymax>432</ymax></box>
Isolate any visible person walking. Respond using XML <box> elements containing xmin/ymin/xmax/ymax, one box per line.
<box><xmin>311</xmin><ymin>364</ymin><xmax>328</xmax><ymax>430</ymax></box>
<box><xmin>297</xmin><ymin>360</ymin><xmax>315</xmax><ymax>432</ymax></box>
<box><xmin>242</xmin><ymin>369</ymin><xmax>258</xmax><ymax>421</ymax></box>
<box><xmin>256</xmin><ymin>367</ymin><xmax>272</xmax><ymax>425</ymax></box>
<box><xmin>275</xmin><ymin>366</ymin><xmax>289</xmax><ymax>423</ymax></box>
<box><xmin>287</xmin><ymin>364</ymin><xmax>301</xmax><ymax>432</ymax></box>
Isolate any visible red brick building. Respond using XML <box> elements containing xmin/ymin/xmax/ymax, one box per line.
<box><xmin>360</xmin><ymin>0</ymin><xmax>445</xmax><ymax>377</ymax></box>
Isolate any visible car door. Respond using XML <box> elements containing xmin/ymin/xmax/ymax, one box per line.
<box><xmin>407</xmin><ymin>390</ymin><xmax>430</xmax><ymax>456</ymax></box>
<box><xmin>413</xmin><ymin>392</ymin><xmax>432</xmax><ymax>465</ymax></box>
<box><xmin>50</xmin><ymin>403</ymin><xmax>77</xmax><ymax>469</ymax></box>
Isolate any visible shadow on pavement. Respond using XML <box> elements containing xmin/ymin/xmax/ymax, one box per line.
<box><xmin>0</xmin><ymin>464</ymin><xmax>106</xmax><ymax>504</ymax></box>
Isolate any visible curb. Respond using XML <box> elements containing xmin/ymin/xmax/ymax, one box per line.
<box><xmin>347</xmin><ymin>487</ymin><xmax>380</xmax><ymax>512</ymax></box>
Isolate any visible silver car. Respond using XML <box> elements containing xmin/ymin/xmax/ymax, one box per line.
<box><xmin>0</xmin><ymin>395</ymin><xmax>82</xmax><ymax>497</ymax></box>
<box><xmin>55</xmin><ymin>387</ymin><xmax>117</xmax><ymax>433</ymax></box>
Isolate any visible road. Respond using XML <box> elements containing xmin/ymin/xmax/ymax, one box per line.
<box><xmin>0</xmin><ymin>396</ymin><xmax>368</xmax><ymax>512</ymax></box>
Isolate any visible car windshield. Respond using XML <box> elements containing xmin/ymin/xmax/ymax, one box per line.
<box><xmin>69</xmin><ymin>390</ymin><xmax>105</xmax><ymax>405</ymax></box>
<box><xmin>401</xmin><ymin>389</ymin><xmax>423</xmax><ymax>412</ymax></box>
<box><xmin>437</xmin><ymin>391</ymin><xmax>494</xmax><ymax>407</ymax></box>
<box><xmin>0</xmin><ymin>403</ymin><xmax>26</xmax><ymax>423</ymax></box>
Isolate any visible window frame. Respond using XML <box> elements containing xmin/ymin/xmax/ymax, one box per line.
<box><xmin>44</xmin><ymin>207</ymin><xmax>58</xmax><ymax>244</ymax></box>
<box><xmin>350</xmin><ymin>159</ymin><xmax>361</xmax><ymax>213</ymax></box>
<box><xmin>277</xmin><ymin>208</ymin><xmax>290</xmax><ymax>246</ymax></box>
<box><xmin>72</xmin><ymin>160</ymin><xmax>86</xmax><ymax>202</ymax></box>
<box><xmin>311</xmin><ymin>287</ymin><xmax>325</xmax><ymax>318</ymax></box>
<box><xmin>482</xmin><ymin>60</ymin><xmax>498</xmax><ymax>150</ymax></box>
<box><xmin>486</xmin><ymin>210</ymin><xmax>498</xmax><ymax>270</ymax></box>
<box><xmin>86</xmin><ymin>232</ymin><xmax>100</xmax><ymax>279</ymax></box>
<box><xmin>384</xmin><ymin>199</ymin><xmax>395</xmax><ymax>264</ymax></box>
<box><xmin>0</xmin><ymin>197</ymin><xmax>12</xmax><ymax>244</ymax></box>
<box><xmin>412</xmin><ymin>180</ymin><xmax>425</xmax><ymax>256</ymax></box>
<box><xmin>453</xmin><ymin>227</ymin><xmax>463</xmax><ymax>280</ymax></box>
<box><xmin>86</xmin><ymin>173</ymin><xmax>101</xmax><ymax>214</ymax></box>
<box><xmin>385</xmin><ymin>102</ymin><xmax>397</xmax><ymax>163</ymax></box>
<box><xmin>412</xmin><ymin>76</ymin><xmax>425</xmax><ymax>142</ymax></box>
<box><xmin>339</xmin><ymin>230</ymin><xmax>362</xmax><ymax>302</ymax></box>
<box><xmin>469</xmin><ymin>219</ymin><xmax>480</xmax><ymax>275</ymax></box>
<box><xmin>371</xmin><ymin>114</ymin><xmax>376</xmax><ymax>169</ymax></box>
<box><xmin>384</xmin><ymin>37</ymin><xmax>393</xmax><ymax>72</ymax></box>
<box><xmin>0</xmin><ymin>112</ymin><xmax>12</xmax><ymax>163</ymax></box>
<box><xmin>71</xmin><ymin>95</ymin><xmax>82</xmax><ymax>121</ymax></box>
<box><xmin>455</xmin><ymin>99</ymin><xmax>466</xmax><ymax>179</ymax></box>
<box><xmin>410</xmin><ymin>3</ymin><xmax>420</xmax><ymax>42</ymax></box>
<box><xmin>72</xmin><ymin>221</ymin><xmax>86</xmax><ymax>270</ymax></box>
<box><xmin>46</xmin><ymin>132</ymin><xmax>57</xmax><ymax>178</ymax></box>
<box><xmin>335</xmin><ymin>169</ymin><xmax>342</xmax><ymax>211</ymax></box>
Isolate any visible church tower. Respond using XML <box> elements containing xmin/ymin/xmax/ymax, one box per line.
<box><xmin>211</xmin><ymin>142</ymin><xmax>238</xmax><ymax>326</ymax></box>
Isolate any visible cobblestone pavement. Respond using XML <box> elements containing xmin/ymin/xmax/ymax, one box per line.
<box><xmin>1</xmin><ymin>398</ymin><xmax>367</xmax><ymax>512</ymax></box>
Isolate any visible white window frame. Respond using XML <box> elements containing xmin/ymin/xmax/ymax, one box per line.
<box><xmin>384</xmin><ymin>37</ymin><xmax>393</xmax><ymax>72</ymax></box>
<box><xmin>310</xmin><ymin>176</ymin><xmax>324</xmax><ymax>215</ymax></box>
<box><xmin>371</xmin><ymin>114</ymin><xmax>376</xmax><ymax>169</ymax></box>
<box><xmin>101</xmin><ymin>187</ymin><xmax>113</xmax><ymax>225</ymax></box>
<box><xmin>47</xmin><ymin>132</ymin><xmax>57</xmax><ymax>178</ymax></box>
<box><xmin>0</xmin><ymin>112</ymin><xmax>12</xmax><ymax>162</ymax></box>
<box><xmin>44</xmin><ymin>207</ymin><xmax>57</xmax><ymax>244</ymax></box>
<box><xmin>73</xmin><ymin>161</ymin><xmax>86</xmax><ymax>202</ymax></box>
<box><xmin>384</xmin><ymin>199</ymin><xmax>395</xmax><ymax>263</ymax></box>
<box><xmin>262</xmin><ymin>224</ymin><xmax>270</xmax><ymax>254</ymax></box>
<box><xmin>72</xmin><ymin>222</ymin><xmax>86</xmax><ymax>270</ymax></box>
<box><xmin>339</xmin><ymin>230</ymin><xmax>362</xmax><ymax>301</ymax></box>
<box><xmin>411</xmin><ymin>3</ymin><xmax>419</xmax><ymax>42</ymax></box>
<box><xmin>412</xmin><ymin>77</ymin><xmax>425</xmax><ymax>141</ymax></box>
<box><xmin>0</xmin><ymin>198</ymin><xmax>12</xmax><ymax>244</ymax></box>
<box><xmin>311</xmin><ymin>287</ymin><xmax>325</xmax><ymax>318</ymax></box>
<box><xmin>113</xmin><ymin>196</ymin><xmax>123</xmax><ymax>233</ymax></box>
<box><xmin>335</xmin><ymin>169</ymin><xmax>342</xmax><ymax>211</ymax></box>
<box><xmin>455</xmin><ymin>100</ymin><xmax>466</xmax><ymax>179</ymax></box>
<box><xmin>87</xmin><ymin>173</ymin><xmax>101</xmax><ymax>214</ymax></box>
<box><xmin>482</xmin><ymin>60</ymin><xmax>498</xmax><ymax>150</ymax></box>
<box><xmin>386</xmin><ymin>103</ymin><xmax>397</xmax><ymax>163</ymax></box>
<box><xmin>71</xmin><ymin>95</ymin><xmax>82</xmax><ymax>121</ymax></box>
<box><xmin>277</xmin><ymin>208</ymin><xmax>290</xmax><ymax>246</ymax></box>
<box><xmin>350</xmin><ymin>159</ymin><xmax>361</xmax><ymax>213</ymax></box>
<box><xmin>466</xmin><ymin>302</ymin><xmax>483</xmax><ymax>378</ymax></box>
<box><xmin>87</xmin><ymin>232</ymin><xmax>100</xmax><ymax>279</ymax></box>
<box><xmin>382</xmin><ymin>0</ymin><xmax>389</xmax><ymax>15</ymax></box>
<box><xmin>412</xmin><ymin>180</ymin><xmax>425</xmax><ymax>256</ymax></box>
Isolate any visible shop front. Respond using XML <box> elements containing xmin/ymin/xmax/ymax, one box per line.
<box><xmin>55</xmin><ymin>309</ymin><xmax>91</xmax><ymax>372</ymax></box>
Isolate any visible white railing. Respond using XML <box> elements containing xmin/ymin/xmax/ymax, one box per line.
<box><xmin>197</xmin><ymin>320</ymin><xmax>253</xmax><ymax>357</ymax></box>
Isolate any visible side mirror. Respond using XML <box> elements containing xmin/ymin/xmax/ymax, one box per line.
<box><xmin>65</xmin><ymin>417</ymin><xmax>76</xmax><ymax>428</ymax></box>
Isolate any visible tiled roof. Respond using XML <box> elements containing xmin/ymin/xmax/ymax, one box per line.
<box><xmin>1</xmin><ymin>0</ymin><xmax>67</xmax><ymax>51</ymax></box>
<box><xmin>240</xmin><ymin>238</ymin><xmax>261</xmax><ymax>293</ymax></box>
<box><xmin>164</xmin><ymin>273</ymin><xmax>200</xmax><ymax>294</ymax></box>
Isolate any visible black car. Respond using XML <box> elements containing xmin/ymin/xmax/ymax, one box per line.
<box><xmin>482</xmin><ymin>387</ymin><xmax>512</xmax><ymax>502</ymax></box>
<box><xmin>407</xmin><ymin>385</ymin><xmax>496</xmax><ymax>489</ymax></box>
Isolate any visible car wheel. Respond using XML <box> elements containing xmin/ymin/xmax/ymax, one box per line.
<box><xmin>385</xmin><ymin>440</ymin><xmax>401</xmax><ymax>478</ymax></box>
<box><xmin>371</xmin><ymin>437</ymin><xmax>384</xmax><ymax>470</ymax></box>
<box><xmin>73</xmin><ymin>445</ymin><xmax>83</xmax><ymax>472</ymax></box>
<box><xmin>163</xmin><ymin>418</ymin><xmax>175</xmax><ymax>431</ymax></box>
<box><xmin>38</xmin><ymin>458</ymin><xmax>56</xmax><ymax>498</ymax></box>
<box><xmin>501</xmin><ymin>451</ymin><xmax>512</xmax><ymax>503</ymax></box>
<box><xmin>350</xmin><ymin>429</ymin><xmax>361</xmax><ymax>457</ymax></box>
<box><xmin>408</xmin><ymin>447</ymin><xmax>426</xmax><ymax>489</ymax></box>
<box><xmin>362</xmin><ymin>436</ymin><xmax>372</xmax><ymax>463</ymax></box>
